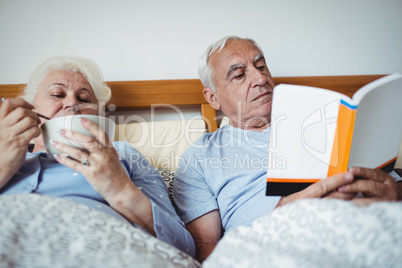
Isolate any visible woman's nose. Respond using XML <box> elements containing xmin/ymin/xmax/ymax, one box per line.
<box><xmin>63</xmin><ymin>96</ymin><xmax>79</xmax><ymax>111</ymax></box>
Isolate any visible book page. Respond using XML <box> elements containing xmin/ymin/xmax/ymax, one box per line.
<box><xmin>268</xmin><ymin>84</ymin><xmax>352</xmax><ymax>179</ymax></box>
<box><xmin>348</xmin><ymin>74</ymin><xmax>402</xmax><ymax>169</ymax></box>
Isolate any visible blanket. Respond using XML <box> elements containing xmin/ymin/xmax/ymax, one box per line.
<box><xmin>204</xmin><ymin>198</ymin><xmax>402</xmax><ymax>268</ymax></box>
<box><xmin>0</xmin><ymin>194</ymin><xmax>200</xmax><ymax>268</ymax></box>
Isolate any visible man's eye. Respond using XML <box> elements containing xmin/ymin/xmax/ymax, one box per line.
<box><xmin>257</xmin><ymin>65</ymin><xmax>266</xmax><ymax>71</ymax></box>
<box><xmin>234</xmin><ymin>73</ymin><xmax>244</xmax><ymax>79</ymax></box>
<box><xmin>51</xmin><ymin>94</ymin><xmax>63</xmax><ymax>98</ymax></box>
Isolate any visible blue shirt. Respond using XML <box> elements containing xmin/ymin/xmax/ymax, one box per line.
<box><xmin>0</xmin><ymin>141</ymin><xmax>195</xmax><ymax>257</ymax></box>
<box><xmin>173</xmin><ymin>125</ymin><xmax>281</xmax><ymax>232</ymax></box>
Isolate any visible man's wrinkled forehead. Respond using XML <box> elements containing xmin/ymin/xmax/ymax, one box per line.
<box><xmin>213</xmin><ymin>39</ymin><xmax>261</xmax><ymax>60</ymax></box>
<box><xmin>210</xmin><ymin>40</ymin><xmax>263</xmax><ymax>70</ymax></box>
<box><xmin>218</xmin><ymin>38</ymin><xmax>259</xmax><ymax>53</ymax></box>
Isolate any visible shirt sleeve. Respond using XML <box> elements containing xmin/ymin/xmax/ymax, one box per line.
<box><xmin>113</xmin><ymin>142</ymin><xmax>195</xmax><ymax>257</ymax></box>
<box><xmin>173</xmin><ymin>148</ymin><xmax>218</xmax><ymax>225</ymax></box>
<box><xmin>389</xmin><ymin>169</ymin><xmax>402</xmax><ymax>182</ymax></box>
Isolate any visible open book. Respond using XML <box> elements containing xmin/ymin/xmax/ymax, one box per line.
<box><xmin>266</xmin><ymin>73</ymin><xmax>402</xmax><ymax>196</ymax></box>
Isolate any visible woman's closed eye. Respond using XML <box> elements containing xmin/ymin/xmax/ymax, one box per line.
<box><xmin>51</xmin><ymin>94</ymin><xmax>64</xmax><ymax>99</ymax></box>
<box><xmin>78</xmin><ymin>93</ymin><xmax>96</xmax><ymax>104</ymax></box>
<box><xmin>77</xmin><ymin>97</ymin><xmax>89</xmax><ymax>103</ymax></box>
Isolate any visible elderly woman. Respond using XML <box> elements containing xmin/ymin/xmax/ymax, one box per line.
<box><xmin>0</xmin><ymin>56</ymin><xmax>195</xmax><ymax>257</ymax></box>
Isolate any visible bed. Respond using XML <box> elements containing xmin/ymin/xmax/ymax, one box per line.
<box><xmin>1</xmin><ymin>75</ymin><xmax>401</xmax><ymax>267</ymax></box>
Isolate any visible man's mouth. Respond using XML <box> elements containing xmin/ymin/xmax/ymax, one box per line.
<box><xmin>252</xmin><ymin>91</ymin><xmax>272</xmax><ymax>101</ymax></box>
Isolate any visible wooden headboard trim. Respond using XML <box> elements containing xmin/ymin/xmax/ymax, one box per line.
<box><xmin>0</xmin><ymin>74</ymin><xmax>386</xmax><ymax>132</ymax></box>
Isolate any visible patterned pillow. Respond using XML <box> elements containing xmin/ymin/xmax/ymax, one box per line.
<box><xmin>157</xmin><ymin>168</ymin><xmax>176</xmax><ymax>207</ymax></box>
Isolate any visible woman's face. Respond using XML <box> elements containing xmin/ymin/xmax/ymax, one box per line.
<box><xmin>34</xmin><ymin>70</ymin><xmax>98</xmax><ymax>121</ymax></box>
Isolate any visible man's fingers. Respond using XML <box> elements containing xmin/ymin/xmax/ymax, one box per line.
<box><xmin>339</xmin><ymin>179</ymin><xmax>382</xmax><ymax>196</ymax></box>
<box><xmin>338</xmin><ymin>179</ymin><xmax>398</xmax><ymax>200</ymax></box>
<box><xmin>305</xmin><ymin>172</ymin><xmax>354</xmax><ymax>198</ymax></box>
<box><xmin>325</xmin><ymin>190</ymin><xmax>355</xmax><ymax>200</ymax></box>
<box><xmin>349</xmin><ymin>166</ymin><xmax>387</xmax><ymax>183</ymax></box>
<box><xmin>277</xmin><ymin>172</ymin><xmax>354</xmax><ymax>207</ymax></box>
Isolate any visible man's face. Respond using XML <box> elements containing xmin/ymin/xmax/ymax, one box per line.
<box><xmin>209</xmin><ymin>39</ymin><xmax>275</xmax><ymax>129</ymax></box>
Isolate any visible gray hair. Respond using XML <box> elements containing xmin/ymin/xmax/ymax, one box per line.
<box><xmin>198</xmin><ymin>35</ymin><xmax>264</xmax><ymax>92</ymax></box>
<box><xmin>21</xmin><ymin>56</ymin><xmax>112</xmax><ymax>111</ymax></box>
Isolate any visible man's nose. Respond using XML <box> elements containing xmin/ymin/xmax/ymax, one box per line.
<box><xmin>251</xmin><ymin>67</ymin><xmax>267</xmax><ymax>87</ymax></box>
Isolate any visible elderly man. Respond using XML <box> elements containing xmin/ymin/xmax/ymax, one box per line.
<box><xmin>173</xmin><ymin>35</ymin><xmax>402</xmax><ymax>262</ymax></box>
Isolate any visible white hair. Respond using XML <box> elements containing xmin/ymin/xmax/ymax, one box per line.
<box><xmin>198</xmin><ymin>35</ymin><xmax>264</xmax><ymax>92</ymax></box>
<box><xmin>21</xmin><ymin>56</ymin><xmax>111</xmax><ymax>111</ymax></box>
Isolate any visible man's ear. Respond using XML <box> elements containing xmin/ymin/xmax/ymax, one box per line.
<box><xmin>203</xmin><ymin>88</ymin><xmax>221</xmax><ymax>110</ymax></box>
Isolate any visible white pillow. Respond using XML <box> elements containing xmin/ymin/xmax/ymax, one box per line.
<box><xmin>220</xmin><ymin>116</ymin><xmax>229</xmax><ymax>127</ymax></box>
<box><xmin>115</xmin><ymin>119</ymin><xmax>206</xmax><ymax>170</ymax></box>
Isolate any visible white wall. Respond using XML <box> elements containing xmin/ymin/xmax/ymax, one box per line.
<box><xmin>0</xmin><ymin>0</ymin><xmax>401</xmax><ymax>84</ymax></box>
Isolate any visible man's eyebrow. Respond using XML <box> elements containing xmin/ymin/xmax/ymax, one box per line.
<box><xmin>254</xmin><ymin>54</ymin><xmax>265</xmax><ymax>63</ymax></box>
<box><xmin>226</xmin><ymin>63</ymin><xmax>244</xmax><ymax>78</ymax></box>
